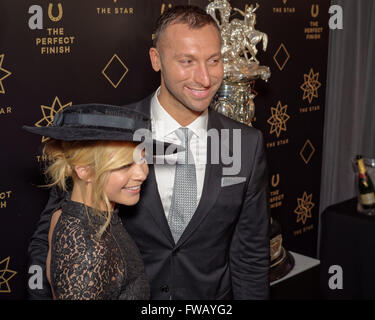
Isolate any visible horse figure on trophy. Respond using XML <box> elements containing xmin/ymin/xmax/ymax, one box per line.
<box><xmin>233</xmin><ymin>3</ymin><xmax>268</xmax><ymax>64</ymax></box>
<box><xmin>205</xmin><ymin>0</ymin><xmax>271</xmax><ymax>126</ymax></box>
<box><xmin>207</xmin><ymin>0</ymin><xmax>234</xmax><ymax>65</ymax></box>
<box><xmin>206</xmin><ymin>0</ymin><xmax>231</xmax><ymax>27</ymax></box>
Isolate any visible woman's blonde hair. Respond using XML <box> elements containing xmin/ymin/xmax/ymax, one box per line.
<box><xmin>43</xmin><ymin>139</ymin><xmax>138</xmax><ymax>238</ymax></box>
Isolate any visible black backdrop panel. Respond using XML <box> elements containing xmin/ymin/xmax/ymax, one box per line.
<box><xmin>0</xmin><ymin>0</ymin><xmax>329</xmax><ymax>299</ymax></box>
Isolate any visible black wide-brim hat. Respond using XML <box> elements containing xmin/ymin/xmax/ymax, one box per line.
<box><xmin>23</xmin><ymin>103</ymin><xmax>181</xmax><ymax>155</ymax></box>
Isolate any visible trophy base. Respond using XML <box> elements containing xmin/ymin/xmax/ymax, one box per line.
<box><xmin>269</xmin><ymin>218</ymin><xmax>295</xmax><ymax>283</ymax></box>
<box><xmin>270</xmin><ymin>248</ymin><xmax>295</xmax><ymax>282</ymax></box>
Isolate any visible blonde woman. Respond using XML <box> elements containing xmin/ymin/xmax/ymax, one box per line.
<box><xmin>24</xmin><ymin>104</ymin><xmax>173</xmax><ymax>300</ymax></box>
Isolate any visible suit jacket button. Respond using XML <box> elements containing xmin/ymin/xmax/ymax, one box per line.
<box><xmin>160</xmin><ymin>285</ymin><xmax>169</xmax><ymax>293</ymax></box>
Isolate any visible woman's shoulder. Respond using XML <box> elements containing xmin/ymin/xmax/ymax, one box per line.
<box><xmin>52</xmin><ymin>210</ymin><xmax>108</xmax><ymax>267</ymax></box>
<box><xmin>52</xmin><ymin>207</ymin><xmax>102</xmax><ymax>251</ymax></box>
<box><xmin>52</xmin><ymin>200</ymin><xmax>113</xmax><ymax>257</ymax></box>
<box><xmin>54</xmin><ymin>208</ymin><xmax>87</xmax><ymax>235</ymax></box>
<box><xmin>56</xmin><ymin>199</ymin><xmax>98</xmax><ymax>233</ymax></box>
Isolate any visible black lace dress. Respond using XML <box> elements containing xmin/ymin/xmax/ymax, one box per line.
<box><xmin>50</xmin><ymin>199</ymin><xmax>150</xmax><ymax>300</ymax></box>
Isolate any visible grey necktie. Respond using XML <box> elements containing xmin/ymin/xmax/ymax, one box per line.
<box><xmin>168</xmin><ymin>127</ymin><xmax>197</xmax><ymax>243</ymax></box>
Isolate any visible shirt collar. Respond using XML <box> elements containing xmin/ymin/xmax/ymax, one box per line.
<box><xmin>150</xmin><ymin>87</ymin><xmax>208</xmax><ymax>140</ymax></box>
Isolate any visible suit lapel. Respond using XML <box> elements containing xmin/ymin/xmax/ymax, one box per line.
<box><xmin>131</xmin><ymin>94</ymin><xmax>175</xmax><ymax>245</ymax></box>
<box><xmin>141</xmin><ymin>164</ymin><xmax>175</xmax><ymax>245</ymax></box>
<box><xmin>176</xmin><ymin>109</ymin><xmax>224</xmax><ymax>247</ymax></box>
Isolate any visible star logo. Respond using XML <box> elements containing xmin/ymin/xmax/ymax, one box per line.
<box><xmin>0</xmin><ymin>257</ymin><xmax>17</xmax><ymax>293</ymax></box>
<box><xmin>294</xmin><ymin>192</ymin><xmax>315</xmax><ymax>224</ymax></box>
<box><xmin>34</xmin><ymin>96</ymin><xmax>72</xmax><ymax>142</ymax></box>
<box><xmin>300</xmin><ymin>68</ymin><xmax>321</xmax><ymax>104</ymax></box>
<box><xmin>267</xmin><ymin>101</ymin><xmax>290</xmax><ymax>137</ymax></box>
<box><xmin>0</xmin><ymin>54</ymin><xmax>12</xmax><ymax>94</ymax></box>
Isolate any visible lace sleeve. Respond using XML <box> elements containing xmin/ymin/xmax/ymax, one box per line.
<box><xmin>51</xmin><ymin>215</ymin><xmax>113</xmax><ymax>300</ymax></box>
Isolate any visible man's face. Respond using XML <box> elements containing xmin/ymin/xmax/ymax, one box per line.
<box><xmin>150</xmin><ymin>23</ymin><xmax>223</xmax><ymax>117</ymax></box>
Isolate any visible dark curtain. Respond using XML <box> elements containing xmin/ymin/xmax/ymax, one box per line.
<box><xmin>319</xmin><ymin>0</ymin><xmax>375</xmax><ymax>255</ymax></box>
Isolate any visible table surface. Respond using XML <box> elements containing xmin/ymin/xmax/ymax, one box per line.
<box><xmin>320</xmin><ymin>197</ymin><xmax>375</xmax><ymax>299</ymax></box>
<box><xmin>325</xmin><ymin>197</ymin><xmax>375</xmax><ymax>220</ymax></box>
<box><xmin>271</xmin><ymin>251</ymin><xmax>320</xmax><ymax>286</ymax></box>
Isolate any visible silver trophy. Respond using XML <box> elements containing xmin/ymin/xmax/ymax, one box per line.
<box><xmin>206</xmin><ymin>0</ymin><xmax>271</xmax><ymax>126</ymax></box>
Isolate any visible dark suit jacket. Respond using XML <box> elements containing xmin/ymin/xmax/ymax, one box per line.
<box><xmin>27</xmin><ymin>94</ymin><xmax>270</xmax><ymax>300</ymax></box>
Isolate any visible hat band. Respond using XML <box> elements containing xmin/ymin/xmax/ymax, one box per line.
<box><xmin>56</xmin><ymin>113</ymin><xmax>144</xmax><ymax>130</ymax></box>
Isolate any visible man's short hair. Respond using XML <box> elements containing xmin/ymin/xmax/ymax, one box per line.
<box><xmin>152</xmin><ymin>5</ymin><xmax>220</xmax><ymax>48</ymax></box>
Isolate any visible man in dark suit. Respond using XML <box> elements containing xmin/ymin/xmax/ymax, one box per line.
<box><xmin>27</xmin><ymin>5</ymin><xmax>269</xmax><ymax>300</ymax></box>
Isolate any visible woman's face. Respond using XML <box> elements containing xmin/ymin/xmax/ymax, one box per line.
<box><xmin>104</xmin><ymin>160</ymin><xmax>149</xmax><ymax>206</ymax></box>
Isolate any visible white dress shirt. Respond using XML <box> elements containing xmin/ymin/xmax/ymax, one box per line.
<box><xmin>151</xmin><ymin>88</ymin><xmax>208</xmax><ymax>218</ymax></box>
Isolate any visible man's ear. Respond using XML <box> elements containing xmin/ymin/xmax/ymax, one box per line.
<box><xmin>149</xmin><ymin>47</ymin><xmax>161</xmax><ymax>72</ymax></box>
<box><xmin>74</xmin><ymin>165</ymin><xmax>93</xmax><ymax>183</ymax></box>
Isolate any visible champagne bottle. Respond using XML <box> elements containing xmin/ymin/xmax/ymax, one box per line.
<box><xmin>356</xmin><ymin>155</ymin><xmax>375</xmax><ymax>209</ymax></box>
